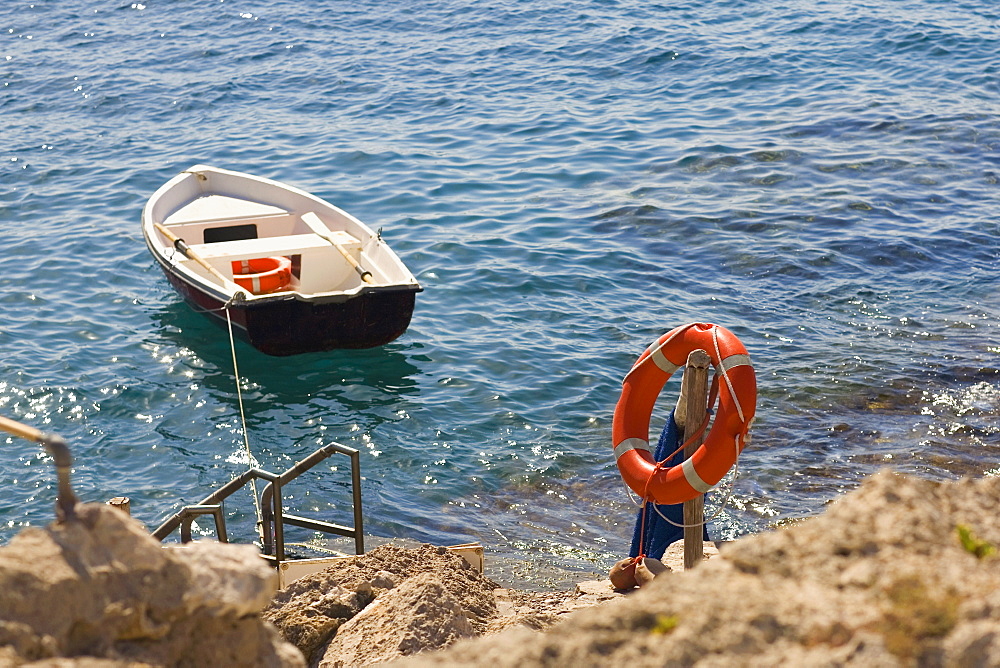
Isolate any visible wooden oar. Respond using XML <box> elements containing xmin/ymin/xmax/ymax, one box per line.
<box><xmin>301</xmin><ymin>212</ymin><xmax>374</xmax><ymax>284</ymax></box>
<box><xmin>153</xmin><ymin>223</ymin><xmax>244</xmax><ymax>293</ymax></box>
<box><xmin>0</xmin><ymin>415</ymin><xmax>78</xmax><ymax>521</ymax></box>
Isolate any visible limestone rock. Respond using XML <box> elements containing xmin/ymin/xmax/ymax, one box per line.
<box><xmin>265</xmin><ymin>544</ymin><xmax>497</xmax><ymax>663</ymax></box>
<box><xmin>0</xmin><ymin>503</ymin><xmax>303</xmax><ymax>667</ymax></box>
<box><xmin>167</xmin><ymin>541</ymin><xmax>278</xmax><ymax>618</ymax></box>
<box><xmin>263</xmin><ymin>583</ymin><xmax>372</xmax><ymax>664</ymax></box>
<box><xmin>573</xmin><ymin>580</ymin><xmax>625</xmax><ymax>602</ymax></box>
<box><xmin>392</xmin><ymin>471</ymin><xmax>1000</xmax><ymax>667</ymax></box>
<box><xmin>317</xmin><ymin>573</ymin><xmax>475</xmax><ymax>667</ymax></box>
<box><xmin>658</xmin><ymin>540</ymin><xmax>720</xmax><ymax>571</ymax></box>
<box><xmin>369</xmin><ymin>570</ymin><xmax>396</xmax><ymax>590</ymax></box>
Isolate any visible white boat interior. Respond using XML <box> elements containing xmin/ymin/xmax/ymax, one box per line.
<box><xmin>147</xmin><ymin>168</ymin><xmax>416</xmax><ymax>298</ymax></box>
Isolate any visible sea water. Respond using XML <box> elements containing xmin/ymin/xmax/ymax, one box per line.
<box><xmin>1</xmin><ymin>0</ymin><xmax>998</xmax><ymax>587</ymax></box>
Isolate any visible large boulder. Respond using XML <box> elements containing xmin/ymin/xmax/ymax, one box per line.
<box><xmin>265</xmin><ymin>544</ymin><xmax>496</xmax><ymax>665</ymax></box>
<box><xmin>264</xmin><ymin>581</ymin><xmax>374</xmax><ymax>665</ymax></box>
<box><xmin>317</xmin><ymin>572</ymin><xmax>475</xmax><ymax>667</ymax></box>
<box><xmin>0</xmin><ymin>503</ymin><xmax>303</xmax><ymax>667</ymax></box>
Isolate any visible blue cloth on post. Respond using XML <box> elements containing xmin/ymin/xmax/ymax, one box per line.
<box><xmin>628</xmin><ymin>410</ymin><xmax>709</xmax><ymax>559</ymax></box>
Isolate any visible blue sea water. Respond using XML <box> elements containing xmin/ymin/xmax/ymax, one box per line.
<box><xmin>1</xmin><ymin>0</ymin><xmax>998</xmax><ymax>586</ymax></box>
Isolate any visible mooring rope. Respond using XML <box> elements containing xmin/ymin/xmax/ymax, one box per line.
<box><xmin>224</xmin><ymin>304</ymin><xmax>263</xmax><ymax>529</ymax></box>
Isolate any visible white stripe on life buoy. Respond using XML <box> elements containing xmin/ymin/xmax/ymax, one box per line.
<box><xmin>682</xmin><ymin>457</ymin><xmax>713</xmax><ymax>494</ymax></box>
<box><xmin>613</xmin><ymin>437</ymin><xmax>653</xmax><ymax>461</ymax></box>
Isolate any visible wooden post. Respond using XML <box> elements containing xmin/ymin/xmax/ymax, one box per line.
<box><xmin>108</xmin><ymin>496</ymin><xmax>131</xmax><ymax>516</ymax></box>
<box><xmin>676</xmin><ymin>349</ymin><xmax>711</xmax><ymax>570</ymax></box>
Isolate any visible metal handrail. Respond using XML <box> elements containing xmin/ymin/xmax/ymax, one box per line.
<box><xmin>260</xmin><ymin>442</ymin><xmax>364</xmax><ymax>560</ymax></box>
<box><xmin>152</xmin><ymin>443</ymin><xmax>364</xmax><ymax>568</ymax></box>
<box><xmin>0</xmin><ymin>413</ymin><xmax>365</xmax><ymax>571</ymax></box>
<box><xmin>0</xmin><ymin>415</ymin><xmax>78</xmax><ymax>522</ymax></box>
<box><xmin>151</xmin><ymin>467</ymin><xmax>279</xmax><ymax>541</ymax></box>
<box><xmin>178</xmin><ymin>504</ymin><xmax>228</xmax><ymax>543</ymax></box>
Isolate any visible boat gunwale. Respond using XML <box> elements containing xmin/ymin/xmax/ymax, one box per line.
<box><xmin>141</xmin><ymin>165</ymin><xmax>422</xmax><ymax>305</ymax></box>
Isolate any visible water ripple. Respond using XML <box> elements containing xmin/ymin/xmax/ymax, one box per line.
<box><xmin>1</xmin><ymin>0</ymin><xmax>999</xmax><ymax>584</ymax></box>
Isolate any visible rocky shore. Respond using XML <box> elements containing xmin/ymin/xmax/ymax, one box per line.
<box><xmin>1</xmin><ymin>470</ymin><xmax>1000</xmax><ymax>666</ymax></box>
<box><xmin>398</xmin><ymin>470</ymin><xmax>1000</xmax><ymax>667</ymax></box>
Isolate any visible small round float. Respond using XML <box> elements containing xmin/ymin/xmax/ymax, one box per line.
<box><xmin>230</xmin><ymin>257</ymin><xmax>292</xmax><ymax>295</ymax></box>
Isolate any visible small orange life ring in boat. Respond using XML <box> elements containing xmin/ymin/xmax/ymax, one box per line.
<box><xmin>612</xmin><ymin>323</ymin><xmax>756</xmax><ymax>505</ymax></box>
<box><xmin>231</xmin><ymin>256</ymin><xmax>292</xmax><ymax>294</ymax></box>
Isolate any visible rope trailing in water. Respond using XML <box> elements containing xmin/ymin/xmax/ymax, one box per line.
<box><xmin>224</xmin><ymin>304</ymin><xmax>263</xmax><ymax>530</ymax></box>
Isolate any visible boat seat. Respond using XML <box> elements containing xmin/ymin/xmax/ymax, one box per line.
<box><xmin>189</xmin><ymin>232</ymin><xmax>365</xmax><ymax>293</ymax></box>
<box><xmin>163</xmin><ymin>195</ymin><xmax>288</xmax><ymax>226</ymax></box>
<box><xmin>189</xmin><ymin>233</ymin><xmax>358</xmax><ymax>261</ymax></box>
<box><xmin>161</xmin><ymin>212</ymin><xmax>301</xmax><ymax>245</ymax></box>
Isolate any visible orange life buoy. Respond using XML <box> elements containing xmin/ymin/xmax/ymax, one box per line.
<box><xmin>231</xmin><ymin>256</ymin><xmax>292</xmax><ymax>294</ymax></box>
<box><xmin>612</xmin><ymin>322</ymin><xmax>756</xmax><ymax>505</ymax></box>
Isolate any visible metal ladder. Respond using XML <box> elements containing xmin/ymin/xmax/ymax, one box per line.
<box><xmin>151</xmin><ymin>443</ymin><xmax>364</xmax><ymax>566</ymax></box>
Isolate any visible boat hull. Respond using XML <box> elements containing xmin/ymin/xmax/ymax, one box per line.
<box><xmin>156</xmin><ymin>257</ymin><xmax>417</xmax><ymax>355</ymax></box>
